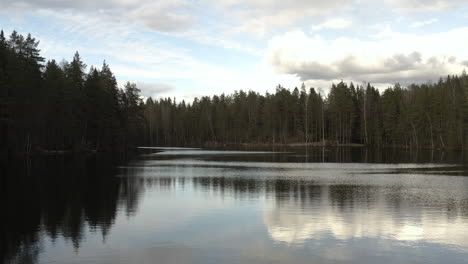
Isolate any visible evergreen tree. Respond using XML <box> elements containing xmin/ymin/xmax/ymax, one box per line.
<box><xmin>1</xmin><ymin>29</ymin><xmax>467</xmax><ymax>154</ymax></box>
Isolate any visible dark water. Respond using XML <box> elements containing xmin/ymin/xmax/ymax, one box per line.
<box><xmin>2</xmin><ymin>148</ymin><xmax>468</xmax><ymax>264</ymax></box>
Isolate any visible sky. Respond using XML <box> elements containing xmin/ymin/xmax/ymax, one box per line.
<box><xmin>1</xmin><ymin>0</ymin><xmax>468</xmax><ymax>100</ymax></box>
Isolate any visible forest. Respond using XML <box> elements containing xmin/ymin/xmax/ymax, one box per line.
<box><xmin>1</xmin><ymin>30</ymin><xmax>467</xmax><ymax>156</ymax></box>
<box><xmin>147</xmin><ymin>79</ymin><xmax>467</xmax><ymax>150</ymax></box>
<box><xmin>0</xmin><ymin>30</ymin><xmax>145</xmax><ymax>156</ymax></box>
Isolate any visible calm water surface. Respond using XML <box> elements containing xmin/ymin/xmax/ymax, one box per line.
<box><xmin>3</xmin><ymin>148</ymin><xmax>468</xmax><ymax>264</ymax></box>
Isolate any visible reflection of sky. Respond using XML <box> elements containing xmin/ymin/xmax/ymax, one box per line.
<box><xmin>264</xmin><ymin>186</ymin><xmax>468</xmax><ymax>249</ymax></box>
<box><xmin>37</xmin><ymin>156</ymin><xmax>468</xmax><ymax>264</ymax></box>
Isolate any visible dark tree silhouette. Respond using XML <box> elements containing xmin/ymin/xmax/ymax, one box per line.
<box><xmin>1</xmin><ymin>30</ymin><xmax>467</xmax><ymax>154</ymax></box>
<box><xmin>142</xmin><ymin>78</ymin><xmax>467</xmax><ymax>150</ymax></box>
<box><xmin>0</xmin><ymin>30</ymin><xmax>145</xmax><ymax>156</ymax></box>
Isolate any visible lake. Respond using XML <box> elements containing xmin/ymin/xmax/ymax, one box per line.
<box><xmin>2</xmin><ymin>147</ymin><xmax>468</xmax><ymax>264</ymax></box>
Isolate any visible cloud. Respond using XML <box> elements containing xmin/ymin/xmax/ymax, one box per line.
<box><xmin>410</xmin><ymin>18</ymin><xmax>438</xmax><ymax>28</ymax></box>
<box><xmin>1</xmin><ymin>0</ymin><xmax>193</xmax><ymax>32</ymax></box>
<box><xmin>4</xmin><ymin>0</ymin><xmax>468</xmax><ymax>98</ymax></box>
<box><xmin>312</xmin><ymin>18</ymin><xmax>352</xmax><ymax>31</ymax></box>
<box><xmin>265</xmin><ymin>28</ymin><xmax>468</xmax><ymax>85</ymax></box>
<box><xmin>209</xmin><ymin>0</ymin><xmax>353</xmax><ymax>37</ymax></box>
<box><xmin>383</xmin><ymin>0</ymin><xmax>464</xmax><ymax>11</ymax></box>
<box><xmin>3</xmin><ymin>0</ymin><xmax>466</xmax><ymax>38</ymax></box>
<box><xmin>207</xmin><ymin>0</ymin><xmax>466</xmax><ymax>36</ymax></box>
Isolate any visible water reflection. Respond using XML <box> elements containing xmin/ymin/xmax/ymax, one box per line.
<box><xmin>123</xmin><ymin>157</ymin><xmax>468</xmax><ymax>248</ymax></box>
<box><xmin>265</xmin><ymin>183</ymin><xmax>468</xmax><ymax>248</ymax></box>
<box><xmin>1</xmin><ymin>156</ymin><xmax>143</xmax><ymax>264</ymax></box>
<box><xmin>2</xmin><ymin>148</ymin><xmax>468</xmax><ymax>264</ymax></box>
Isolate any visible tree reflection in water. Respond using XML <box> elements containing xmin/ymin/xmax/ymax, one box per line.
<box><xmin>1</xmin><ymin>156</ymin><xmax>142</xmax><ymax>264</ymax></box>
<box><xmin>2</xmin><ymin>148</ymin><xmax>468</xmax><ymax>264</ymax></box>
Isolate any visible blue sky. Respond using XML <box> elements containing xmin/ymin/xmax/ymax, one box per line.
<box><xmin>2</xmin><ymin>0</ymin><xmax>468</xmax><ymax>100</ymax></box>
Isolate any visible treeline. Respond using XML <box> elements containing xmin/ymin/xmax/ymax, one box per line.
<box><xmin>0</xmin><ymin>30</ymin><xmax>145</xmax><ymax>156</ymax></box>
<box><xmin>143</xmin><ymin>78</ymin><xmax>468</xmax><ymax>150</ymax></box>
<box><xmin>1</xmin><ymin>30</ymin><xmax>467</xmax><ymax>153</ymax></box>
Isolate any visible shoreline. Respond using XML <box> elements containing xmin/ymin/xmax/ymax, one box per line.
<box><xmin>201</xmin><ymin>141</ymin><xmax>465</xmax><ymax>150</ymax></box>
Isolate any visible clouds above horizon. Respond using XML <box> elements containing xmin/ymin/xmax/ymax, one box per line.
<box><xmin>2</xmin><ymin>0</ymin><xmax>468</xmax><ymax>98</ymax></box>
<box><xmin>6</xmin><ymin>0</ymin><xmax>465</xmax><ymax>35</ymax></box>
<box><xmin>266</xmin><ymin>28</ymin><xmax>468</xmax><ymax>85</ymax></box>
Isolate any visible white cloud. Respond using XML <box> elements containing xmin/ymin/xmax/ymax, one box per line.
<box><xmin>207</xmin><ymin>0</ymin><xmax>353</xmax><ymax>37</ymax></box>
<box><xmin>312</xmin><ymin>18</ymin><xmax>352</xmax><ymax>31</ymax></box>
<box><xmin>3</xmin><ymin>0</ymin><xmax>467</xmax><ymax>37</ymax></box>
<box><xmin>410</xmin><ymin>18</ymin><xmax>438</xmax><ymax>28</ymax></box>
<box><xmin>265</xmin><ymin>28</ymin><xmax>468</xmax><ymax>85</ymax></box>
<box><xmin>205</xmin><ymin>0</ymin><xmax>465</xmax><ymax>36</ymax></box>
<box><xmin>1</xmin><ymin>0</ymin><xmax>194</xmax><ymax>32</ymax></box>
<box><xmin>383</xmin><ymin>0</ymin><xmax>464</xmax><ymax>11</ymax></box>
<box><xmin>4</xmin><ymin>0</ymin><xmax>468</xmax><ymax>99</ymax></box>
